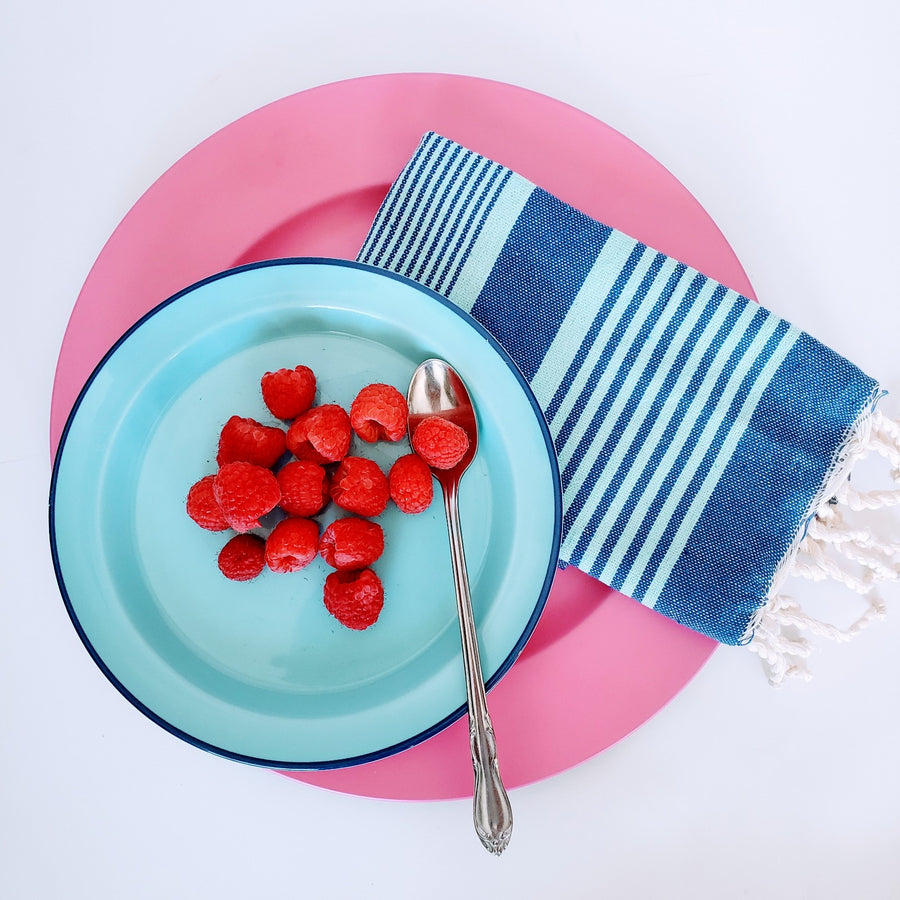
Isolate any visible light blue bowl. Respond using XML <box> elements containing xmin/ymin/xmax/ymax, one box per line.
<box><xmin>50</xmin><ymin>259</ymin><xmax>561</xmax><ymax>768</ymax></box>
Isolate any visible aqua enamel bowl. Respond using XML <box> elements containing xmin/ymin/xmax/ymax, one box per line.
<box><xmin>49</xmin><ymin>259</ymin><xmax>561</xmax><ymax>768</ymax></box>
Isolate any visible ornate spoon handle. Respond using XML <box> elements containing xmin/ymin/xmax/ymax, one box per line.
<box><xmin>442</xmin><ymin>480</ymin><xmax>513</xmax><ymax>855</ymax></box>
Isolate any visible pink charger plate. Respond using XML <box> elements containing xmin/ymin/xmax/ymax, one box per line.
<box><xmin>50</xmin><ymin>73</ymin><xmax>753</xmax><ymax>800</ymax></box>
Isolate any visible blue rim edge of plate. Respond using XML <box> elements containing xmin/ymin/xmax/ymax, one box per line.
<box><xmin>48</xmin><ymin>257</ymin><xmax>563</xmax><ymax>771</ymax></box>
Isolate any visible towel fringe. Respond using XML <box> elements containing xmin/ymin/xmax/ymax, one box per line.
<box><xmin>745</xmin><ymin>405</ymin><xmax>899</xmax><ymax>686</ymax></box>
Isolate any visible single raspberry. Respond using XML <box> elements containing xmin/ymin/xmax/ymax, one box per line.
<box><xmin>319</xmin><ymin>517</ymin><xmax>384</xmax><ymax>570</ymax></box>
<box><xmin>323</xmin><ymin>568</ymin><xmax>385</xmax><ymax>630</ymax></box>
<box><xmin>260</xmin><ymin>365</ymin><xmax>317</xmax><ymax>420</ymax></box>
<box><xmin>349</xmin><ymin>383</ymin><xmax>408</xmax><ymax>443</ymax></box>
<box><xmin>213</xmin><ymin>461</ymin><xmax>281</xmax><ymax>532</ymax></box>
<box><xmin>276</xmin><ymin>460</ymin><xmax>330</xmax><ymax>517</ymax></box>
<box><xmin>264</xmin><ymin>517</ymin><xmax>319</xmax><ymax>574</ymax></box>
<box><xmin>285</xmin><ymin>404</ymin><xmax>352</xmax><ymax>464</ymax></box>
<box><xmin>218</xmin><ymin>534</ymin><xmax>266</xmax><ymax>581</ymax></box>
<box><xmin>411</xmin><ymin>416</ymin><xmax>470</xmax><ymax>469</ymax></box>
<box><xmin>329</xmin><ymin>456</ymin><xmax>389</xmax><ymax>517</ymax></box>
<box><xmin>216</xmin><ymin>416</ymin><xmax>286</xmax><ymax>468</ymax></box>
<box><xmin>388</xmin><ymin>454</ymin><xmax>434</xmax><ymax>514</ymax></box>
<box><xmin>186</xmin><ymin>474</ymin><xmax>230</xmax><ymax>531</ymax></box>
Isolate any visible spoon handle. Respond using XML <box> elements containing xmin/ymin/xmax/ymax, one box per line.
<box><xmin>442</xmin><ymin>481</ymin><xmax>513</xmax><ymax>855</ymax></box>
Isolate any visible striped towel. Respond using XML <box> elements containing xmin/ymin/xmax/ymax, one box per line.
<box><xmin>357</xmin><ymin>133</ymin><xmax>900</xmax><ymax>682</ymax></box>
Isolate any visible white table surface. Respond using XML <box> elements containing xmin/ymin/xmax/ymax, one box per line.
<box><xmin>4</xmin><ymin>1</ymin><xmax>900</xmax><ymax>897</ymax></box>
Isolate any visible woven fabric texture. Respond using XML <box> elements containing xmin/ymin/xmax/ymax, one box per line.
<box><xmin>358</xmin><ymin>132</ymin><xmax>881</xmax><ymax>644</ymax></box>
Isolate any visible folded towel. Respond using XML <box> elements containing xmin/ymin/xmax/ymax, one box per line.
<box><xmin>357</xmin><ymin>132</ymin><xmax>900</xmax><ymax>682</ymax></box>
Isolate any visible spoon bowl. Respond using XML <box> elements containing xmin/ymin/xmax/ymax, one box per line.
<box><xmin>407</xmin><ymin>358</ymin><xmax>478</xmax><ymax>481</ymax></box>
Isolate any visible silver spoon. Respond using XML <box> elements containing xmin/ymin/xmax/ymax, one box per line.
<box><xmin>407</xmin><ymin>358</ymin><xmax>513</xmax><ymax>855</ymax></box>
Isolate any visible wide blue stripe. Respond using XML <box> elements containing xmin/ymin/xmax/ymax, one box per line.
<box><xmin>654</xmin><ymin>331</ymin><xmax>879</xmax><ymax>643</ymax></box>
<box><xmin>565</xmin><ymin>283</ymin><xmax>734</xmax><ymax>564</ymax></box>
<box><xmin>470</xmin><ymin>188</ymin><xmax>614</xmax><ymax>383</ymax></box>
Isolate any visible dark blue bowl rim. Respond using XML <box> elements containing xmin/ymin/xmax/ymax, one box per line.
<box><xmin>48</xmin><ymin>256</ymin><xmax>563</xmax><ymax>771</ymax></box>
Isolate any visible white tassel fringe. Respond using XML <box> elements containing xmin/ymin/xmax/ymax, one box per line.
<box><xmin>746</xmin><ymin>404</ymin><xmax>900</xmax><ymax>686</ymax></box>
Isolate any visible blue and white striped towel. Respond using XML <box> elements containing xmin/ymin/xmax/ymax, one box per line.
<box><xmin>358</xmin><ymin>133</ymin><xmax>900</xmax><ymax>681</ymax></box>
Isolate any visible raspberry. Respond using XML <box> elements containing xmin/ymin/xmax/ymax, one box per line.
<box><xmin>350</xmin><ymin>383</ymin><xmax>408</xmax><ymax>443</ymax></box>
<box><xmin>213</xmin><ymin>461</ymin><xmax>281</xmax><ymax>532</ymax></box>
<box><xmin>218</xmin><ymin>534</ymin><xmax>266</xmax><ymax>581</ymax></box>
<box><xmin>260</xmin><ymin>365</ymin><xmax>316</xmax><ymax>420</ymax></box>
<box><xmin>388</xmin><ymin>454</ymin><xmax>434</xmax><ymax>514</ymax></box>
<box><xmin>264</xmin><ymin>517</ymin><xmax>319</xmax><ymax>574</ymax></box>
<box><xmin>186</xmin><ymin>474</ymin><xmax>230</xmax><ymax>531</ymax></box>
<box><xmin>329</xmin><ymin>456</ymin><xmax>389</xmax><ymax>517</ymax></box>
<box><xmin>319</xmin><ymin>517</ymin><xmax>384</xmax><ymax>570</ymax></box>
<box><xmin>216</xmin><ymin>416</ymin><xmax>286</xmax><ymax>468</ymax></box>
<box><xmin>323</xmin><ymin>568</ymin><xmax>385</xmax><ymax>630</ymax></box>
<box><xmin>276</xmin><ymin>460</ymin><xmax>330</xmax><ymax>517</ymax></box>
<box><xmin>286</xmin><ymin>404</ymin><xmax>352</xmax><ymax>464</ymax></box>
<box><xmin>411</xmin><ymin>416</ymin><xmax>470</xmax><ymax>469</ymax></box>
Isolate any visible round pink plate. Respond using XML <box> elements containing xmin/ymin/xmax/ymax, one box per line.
<box><xmin>51</xmin><ymin>73</ymin><xmax>748</xmax><ymax>800</ymax></box>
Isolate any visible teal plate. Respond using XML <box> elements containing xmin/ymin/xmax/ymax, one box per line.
<box><xmin>49</xmin><ymin>259</ymin><xmax>561</xmax><ymax>768</ymax></box>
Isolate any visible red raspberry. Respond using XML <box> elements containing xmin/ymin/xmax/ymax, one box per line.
<box><xmin>286</xmin><ymin>404</ymin><xmax>352</xmax><ymax>464</ymax></box>
<box><xmin>388</xmin><ymin>454</ymin><xmax>434</xmax><ymax>514</ymax></box>
<box><xmin>186</xmin><ymin>474</ymin><xmax>230</xmax><ymax>531</ymax></box>
<box><xmin>411</xmin><ymin>416</ymin><xmax>470</xmax><ymax>469</ymax></box>
<box><xmin>323</xmin><ymin>568</ymin><xmax>385</xmax><ymax>630</ymax></box>
<box><xmin>213</xmin><ymin>461</ymin><xmax>281</xmax><ymax>532</ymax></box>
<box><xmin>264</xmin><ymin>517</ymin><xmax>319</xmax><ymax>574</ymax></box>
<box><xmin>218</xmin><ymin>534</ymin><xmax>266</xmax><ymax>581</ymax></box>
<box><xmin>319</xmin><ymin>517</ymin><xmax>384</xmax><ymax>570</ymax></box>
<box><xmin>216</xmin><ymin>416</ymin><xmax>286</xmax><ymax>468</ymax></box>
<box><xmin>260</xmin><ymin>365</ymin><xmax>316</xmax><ymax>420</ymax></box>
<box><xmin>349</xmin><ymin>383</ymin><xmax>408</xmax><ymax>442</ymax></box>
<box><xmin>276</xmin><ymin>460</ymin><xmax>330</xmax><ymax>517</ymax></box>
<box><xmin>329</xmin><ymin>456</ymin><xmax>389</xmax><ymax>517</ymax></box>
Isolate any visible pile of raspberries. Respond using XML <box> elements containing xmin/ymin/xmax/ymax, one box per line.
<box><xmin>185</xmin><ymin>364</ymin><xmax>470</xmax><ymax>630</ymax></box>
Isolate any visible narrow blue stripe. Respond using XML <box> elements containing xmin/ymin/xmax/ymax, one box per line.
<box><xmin>378</xmin><ymin>139</ymin><xmax>455</xmax><ymax>270</ymax></box>
<box><xmin>407</xmin><ymin>154</ymin><xmax>483</xmax><ymax>283</ymax></box>
<box><xmin>554</xmin><ymin>252</ymin><xmax>674</xmax><ymax>475</ymax></box>
<box><xmin>390</xmin><ymin>143</ymin><xmax>466</xmax><ymax>277</ymax></box>
<box><xmin>629</xmin><ymin>314</ymin><xmax>789</xmax><ymax>597</ymax></box>
<box><xmin>544</xmin><ymin>260</ymin><xmax>684</xmax><ymax>426</ymax></box>
<box><xmin>443</xmin><ymin>170</ymin><xmax>514</xmax><ymax>296</ymax></box>
<box><xmin>367</xmin><ymin>134</ymin><xmax>443</xmax><ymax>266</ymax></box>
<box><xmin>563</xmin><ymin>276</ymin><xmax>725</xmax><ymax>562</ymax></box>
<box><xmin>641</xmin><ymin>319</ymin><xmax>799</xmax><ymax>607</ymax></box>
<box><xmin>362</xmin><ymin>133</ymin><xmax>441</xmax><ymax>264</ymax></box>
<box><xmin>416</xmin><ymin>158</ymin><xmax>494</xmax><ymax>288</ymax></box>
<box><xmin>579</xmin><ymin>289</ymin><xmax>743</xmax><ymax>574</ymax></box>
<box><xmin>431</xmin><ymin>163</ymin><xmax>504</xmax><ymax>293</ymax></box>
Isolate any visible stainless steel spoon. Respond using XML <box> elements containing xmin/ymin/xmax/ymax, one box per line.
<box><xmin>407</xmin><ymin>358</ymin><xmax>513</xmax><ymax>855</ymax></box>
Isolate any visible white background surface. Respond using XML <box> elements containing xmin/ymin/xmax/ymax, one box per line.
<box><xmin>3</xmin><ymin>1</ymin><xmax>900</xmax><ymax>897</ymax></box>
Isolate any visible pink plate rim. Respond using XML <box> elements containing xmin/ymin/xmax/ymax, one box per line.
<box><xmin>50</xmin><ymin>73</ymin><xmax>743</xmax><ymax>800</ymax></box>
